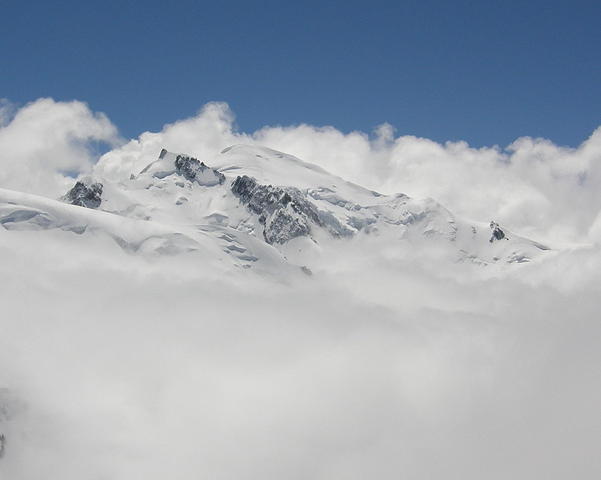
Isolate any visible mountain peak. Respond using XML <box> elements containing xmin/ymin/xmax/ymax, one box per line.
<box><xmin>0</xmin><ymin>145</ymin><xmax>551</xmax><ymax>273</ymax></box>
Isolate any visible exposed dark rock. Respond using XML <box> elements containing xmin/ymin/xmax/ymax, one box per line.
<box><xmin>64</xmin><ymin>180</ymin><xmax>103</xmax><ymax>209</ymax></box>
<box><xmin>264</xmin><ymin>207</ymin><xmax>312</xmax><ymax>244</ymax></box>
<box><xmin>301</xmin><ymin>266</ymin><xmax>313</xmax><ymax>276</ymax></box>
<box><xmin>174</xmin><ymin>154</ymin><xmax>225</xmax><ymax>186</ymax></box>
<box><xmin>232</xmin><ymin>175</ymin><xmax>353</xmax><ymax>244</ymax></box>
<box><xmin>489</xmin><ymin>221</ymin><xmax>506</xmax><ymax>242</ymax></box>
<box><xmin>231</xmin><ymin>175</ymin><xmax>325</xmax><ymax>244</ymax></box>
<box><xmin>232</xmin><ymin>176</ymin><xmax>314</xmax><ymax>219</ymax></box>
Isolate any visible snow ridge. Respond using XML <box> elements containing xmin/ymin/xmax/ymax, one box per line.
<box><xmin>0</xmin><ymin>145</ymin><xmax>551</xmax><ymax>272</ymax></box>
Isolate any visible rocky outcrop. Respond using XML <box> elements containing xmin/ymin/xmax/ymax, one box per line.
<box><xmin>232</xmin><ymin>175</ymin><xmax>353</xmax><ymax>244</ymax></box>
<box><xmin>231</xmin><ymin>177</ymin><xmax>316</xmax><ymax>243</ymax></box>
<box><xmin>64</xmin><ymin>180</ymin><xmax>103</xmax><ymax>208</ymax></box>
<box><xmin>174</xmin><ymin>154</ymin><xmax>225</xmax><ymax>186</ymax></box>
<box><xmin>232</xmin><ymin>175</ymin><xmax>317</xmax><ymax>244</ymax></box>
<box><xmin>489</xmin><ymin>221</ymin><xmax>506</xmax><ymax>242</ymax></box>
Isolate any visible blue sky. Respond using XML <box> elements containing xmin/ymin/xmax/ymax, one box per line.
<box><xmin>2</xmin><ymin>0</ymin><xmax>599</xmax><ymax>147</ymax></box>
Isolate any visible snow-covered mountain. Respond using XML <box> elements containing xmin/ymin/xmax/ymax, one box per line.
<box><xmin>0</xmin><ymin>144</ymin><xmax>549</xmax><ymax>275</ymax></box>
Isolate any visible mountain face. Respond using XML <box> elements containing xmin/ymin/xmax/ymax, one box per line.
<box><xmin>0</xmin><ymin>144</ymin><xmax>549</xmax><ymax>274</ymax></box>
<box><xmin>63</xmin><ymin>179</ymin><xmax>103</xmax><ymax>208</ymax></box>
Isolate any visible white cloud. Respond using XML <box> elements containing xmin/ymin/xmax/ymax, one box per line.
<box><xmin>0</xmin><ymin>98</ymin><xmax>120</xmax><ymax>197</ymax></box>
<box><xmin>1</xmin><ymin>221</ymin><xmax>601</xmax><ymax>479</ymax></box>
<box><xmin>0</xmin><ymin>98</ymin><xmax>14</xmax><ymax>127</ymax></box>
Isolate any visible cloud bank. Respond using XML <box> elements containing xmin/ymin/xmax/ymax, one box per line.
<box><xmin>1</xmin><ymin>211</ymin><xmax>601</xmax><ymax>479</ymax></box>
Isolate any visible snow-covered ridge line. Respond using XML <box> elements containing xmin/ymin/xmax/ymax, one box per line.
<box><xmin>2</xmin><ymin>145</ymin><xmax>551</xmax><ymax>270</ymax></box>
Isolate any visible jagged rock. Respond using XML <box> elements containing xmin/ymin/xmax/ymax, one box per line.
<box><xmin>174</xmin><ymin>154</ymin><xmax>225</xmax><ymax>186</ymax></box>
<box><xmin>489</xmin><ymin>221</ymin><xmax>506</xmax><ymax>242</ymax></box>
<box><xmin>265</xmin><ymin>207</ymin><xmax>312</xmax><ymax>244</ymax></box>
<box><xmin>64</xmin><ymin>180</ymin><xmax>103</xmax><ymax>208</ymax></box>
<box><xmin>231</xmin><ymin>175</ymin><xmax>355</xmax><ymax>244</ymax></box>
<box><xmin>231</xmin><ymin>175</ymin><xmax>323</xmax><ymax>244</ymax></box>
